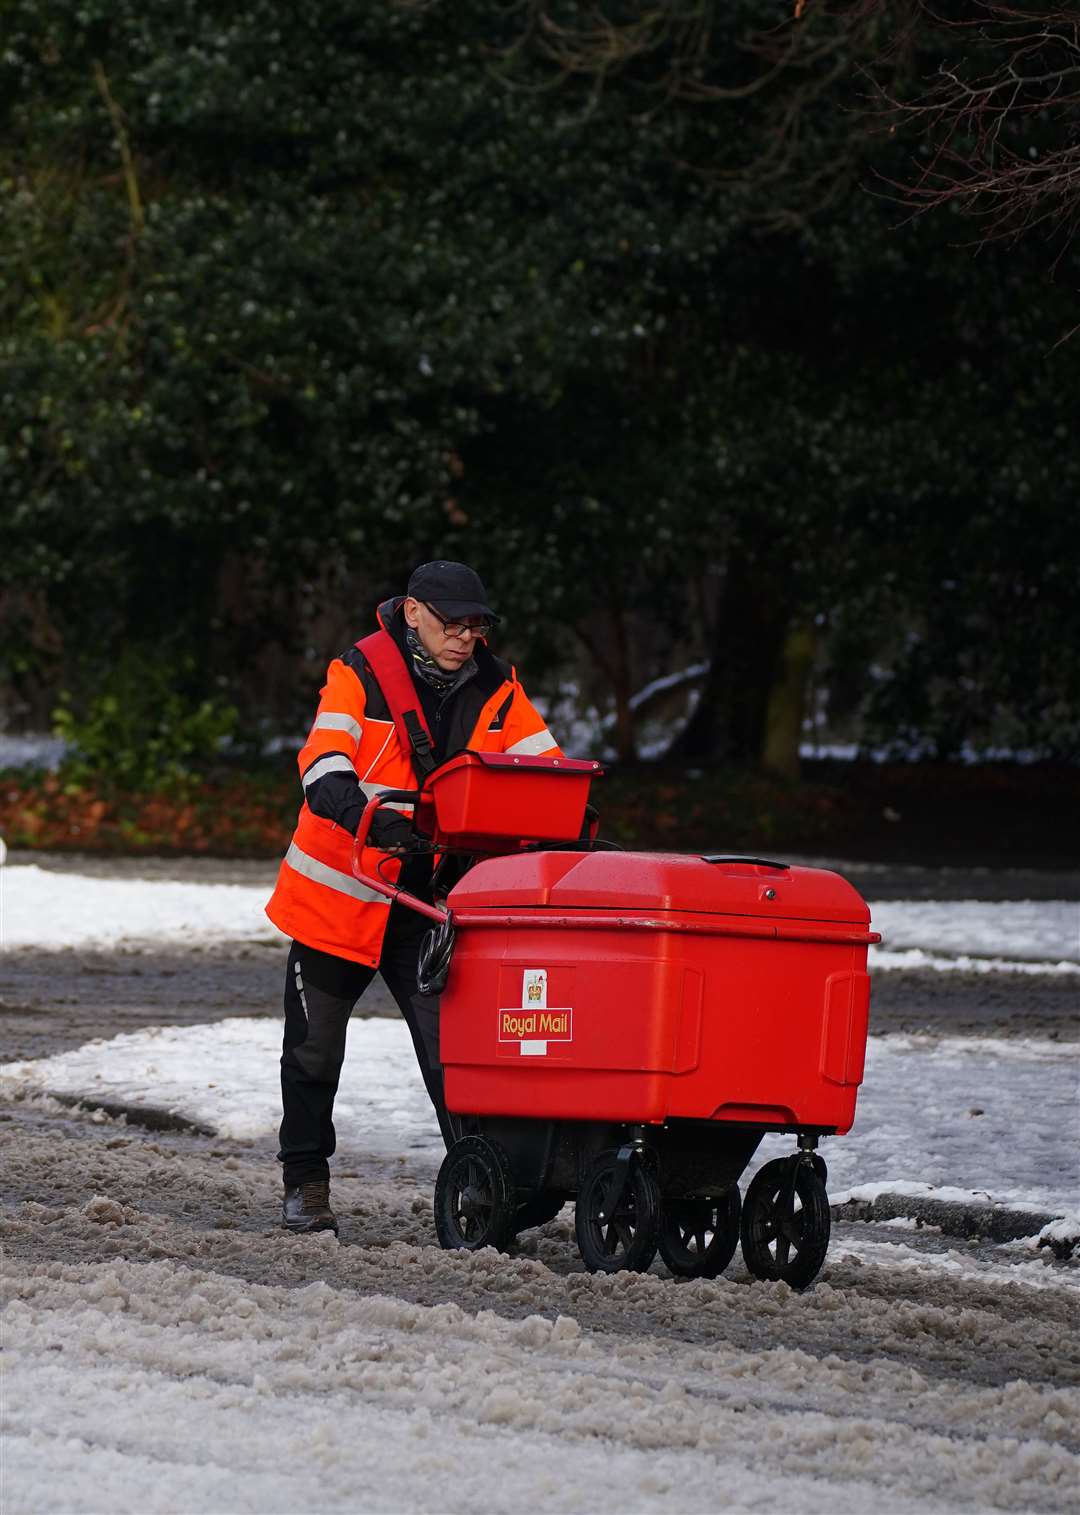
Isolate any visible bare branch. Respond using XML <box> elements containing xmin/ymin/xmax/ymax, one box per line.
<box><xmin>872</xmin><ymin>3</ymin><xmax>1080</xmax><ymax>250</ymax></box>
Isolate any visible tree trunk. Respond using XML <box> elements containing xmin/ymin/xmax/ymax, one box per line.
<box><xmin>667</xmin><ymin>555</ymin><xmax>789</xmax><ymax>766</ymax></box>
<box><xmin>762</xmin><ymin>623</ymin><xmax>816</xmax><ymax>780</ymax></box>
<box><xmin>572</xmin><ymin>604</ymin><xmax>637</xmax><ymax>764</ymax></box>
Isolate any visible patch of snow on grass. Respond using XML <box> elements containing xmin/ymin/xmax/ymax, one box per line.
<box><xmin>870</xmin><ymin>898</ymin><xmax>1078</xmax><ymax>965</ymax></box>
<box><xmin>0</xmin><ymin>1018</ymin><xmax>437</xmax><ymax>1153</ymax></box>
<box><xmin>870</xmin><ymin>946</ymin><xmax>1080</xmax><ymax>975</ymax></box>
<box><xmin>3</xmin><ymin>865</ymin><xmax>1077</xmax><ymax>972</ymax></box>
<box><xmin>0</xmin><ymin>733</ymin><xmax>68</xmax><ymax>771</ymax></box>
<box><xmin>0</xmin><ymin>865</ymin><xmax>284</xmax><ymax>949</ymax></box>
<box><xmin>2</xmin><ymin>1022</ymin><xmax>1076</xmax><ymax>1216</ymax></box>
<box><xmin>754</xmin><ymin>1032</ymin><xmax>1079</xmax><ymax>1216</ymax></box>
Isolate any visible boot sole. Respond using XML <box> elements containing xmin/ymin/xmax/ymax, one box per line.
<box><xmin>281</xmin><ymin>1216</ymin><xmax>339</xmax><ymax>1234</ymax></box>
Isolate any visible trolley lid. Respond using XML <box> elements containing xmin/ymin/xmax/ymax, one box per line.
<box><xmin>450</xmin><ymin>849</ymin><xmax>871</xmax><ymax>924</ymax></box>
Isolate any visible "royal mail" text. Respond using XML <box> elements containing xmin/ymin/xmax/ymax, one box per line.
<box><xmin>499</xmin><ymin>1010</ymin><xmax>571</xmax><ymax>1040</ymax></box>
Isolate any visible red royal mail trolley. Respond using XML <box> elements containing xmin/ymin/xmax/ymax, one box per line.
<box><xmin>352</xmin><ymin>753</ymin><xmax>879</xmax><ymax>1288</ymax></box>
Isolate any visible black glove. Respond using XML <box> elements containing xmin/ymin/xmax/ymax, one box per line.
<box><xmin>369</xmin><ymin>807</ymin><xmax>415</xmax><ymax>852</ymax></box>
<box><xmin>338</xmin><ymin>795</ymin><xmax>414</xmax><ymax>850</ymax></box>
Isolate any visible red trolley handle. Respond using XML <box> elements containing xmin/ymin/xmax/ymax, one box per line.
<box><xmin>352</xmin><ymin>790</ymin><xmax>450</xmax><ymax>925</ymax></box>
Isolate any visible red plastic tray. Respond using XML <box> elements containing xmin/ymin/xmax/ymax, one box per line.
<box><xmin>426</xmin><ymin>751</ymin><xmax>601</xmax><ymax>846</ymax></box>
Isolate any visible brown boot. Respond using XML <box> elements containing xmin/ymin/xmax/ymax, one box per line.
<box><xmin>282</xmin><ymin>1179</ymin><xmax>338</xmax><ymax>1234</ymax></box>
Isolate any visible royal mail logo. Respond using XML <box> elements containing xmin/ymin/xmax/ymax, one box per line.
<box><xmin>499</xmin><ymin>1009</ymin><xmax>572</xmax><ymax>1041</ymax></box>
<box><xmin>499</xmin><ymin>969</ymin><xmax>572</xmax><ymax>1056</ymax></box>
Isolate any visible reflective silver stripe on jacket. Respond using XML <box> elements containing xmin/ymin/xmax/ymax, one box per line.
<box><xmin>504</xmin><ymin>728</ymin><xmax>557</xmax><ymax>757</ymax></box>
<box><xmin>313</xmin><ymin>712</ymin><xmax>363</xmax><ymax>745</ymax></box>
<box><xmin>360</xmin><ymin>780</ymin><xmax>414</xmax><ymax>814</ymax></box>
<box><xmin>302</xmin><ymin>753</ymin><xmax>357</xmax><ymax>789</ymax></box>
<box><xmin>283</xmin><ymin>842</ymin><xmax>388</xmax><ymax>904</ymax></box>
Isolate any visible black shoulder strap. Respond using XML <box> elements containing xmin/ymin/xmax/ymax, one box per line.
<box><xmin>354</xmin><ymin>630</ymin><xmax>437</xmax><ymax>780</ymax></box>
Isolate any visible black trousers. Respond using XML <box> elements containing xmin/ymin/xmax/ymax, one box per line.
<box><xmin>278</xmin><ymin>903</ymin><xmax>454</xmax><ymax>1188</ymax></box>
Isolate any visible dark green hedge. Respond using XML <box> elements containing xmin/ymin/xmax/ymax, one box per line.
<box><xmin>3</xmin><ymin>1</ymin><xmax>1078</xmax><ymax>764</ymax></box>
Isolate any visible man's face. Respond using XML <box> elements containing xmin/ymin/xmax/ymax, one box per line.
<box><xmin>403</xmin><ymin>597</ymin><xmax>487</xmax><ymax>672</ymax></box>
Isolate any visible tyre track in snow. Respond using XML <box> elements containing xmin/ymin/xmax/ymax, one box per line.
<box><xmin>2</xmin><ymin>1108</ymin><xmax>1077</xmax><ymax>1395</ymax></box>
<box><xmin>3</xmin><ymin>1241</ymin><xmax>1078</xmax><ymax>1515</ymax></box>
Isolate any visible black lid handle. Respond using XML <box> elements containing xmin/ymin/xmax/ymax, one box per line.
<box><xmin>701</xmin><ymin>855</ymin><xmax>790</xmax><ymax>870</ymax></box>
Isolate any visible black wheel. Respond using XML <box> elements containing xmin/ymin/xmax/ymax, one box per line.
<box><xmin>513</xmin><ymin>1192</ymin><xmax>566</xmax><ymax>1234</ymax></box>
<box><xmin>575</xmin><ymin>1153</ymin><xmax>661</xmax><ymax>1274</ymax></box>
<box><xmin>434</xmin><ymin>1136</ymin><xmax>516</xmax><ymax>1252</ymax></box>
<box><xmin>811</xmin><ymin>1152</ymin><xmax>828</xmax><ymax>1186</ymax></box>
<box><xmin>740</xmin><ymin>1157</ymin><xmax>831</xmax><ymax>1289</ymax></box>
<box><xmin>659</xmin><ymin>1187</ymin><xmax>742</xmax><ymax>1279</ymax></box>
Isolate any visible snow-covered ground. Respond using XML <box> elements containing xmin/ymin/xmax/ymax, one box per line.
<box><xmin>1</xmin><ymin>1019</ymin><xmax>1076</xmax><ymax>1218</ymax></box>
<box><xmin>3</xmin><ymin>857</ymin><xmax>1079</xmax><ymax>1513</ymax></box>
<box><xmin>3</xmin><ymin>861</ymin><xmax>1078</xmax><ymax>969</ymax></box>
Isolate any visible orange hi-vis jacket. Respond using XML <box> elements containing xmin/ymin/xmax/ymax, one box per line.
<box><xmin>265</xmin><ymin>599</ymin><xmax>561</xmax><ymax>966</ymax></box>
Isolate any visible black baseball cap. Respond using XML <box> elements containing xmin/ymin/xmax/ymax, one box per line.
<box><xmin>406</xmin><ymin>561</ymin><xmax>499</xmax><ymax>623</ymax></box>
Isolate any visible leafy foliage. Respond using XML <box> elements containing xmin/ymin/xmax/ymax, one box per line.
<box><xmin>51</xmin><ymin>651</ymin><xmax>238</xmax><ymax>790</ymax></box>
<box><xmin>0</xmin><ymin>768</ymin><xmax>293</xmax><ymax>854</ymax></box>
<box><xmin>2</xmin><ymin>0</ymin><xmax>1078</xmax><ymax>768</ymax></box>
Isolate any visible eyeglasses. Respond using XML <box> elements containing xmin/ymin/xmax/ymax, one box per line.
<box><xmin>424</xmin><ymin>603</ymin><xmax>493</xmax><ymax>639</ymax></box>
